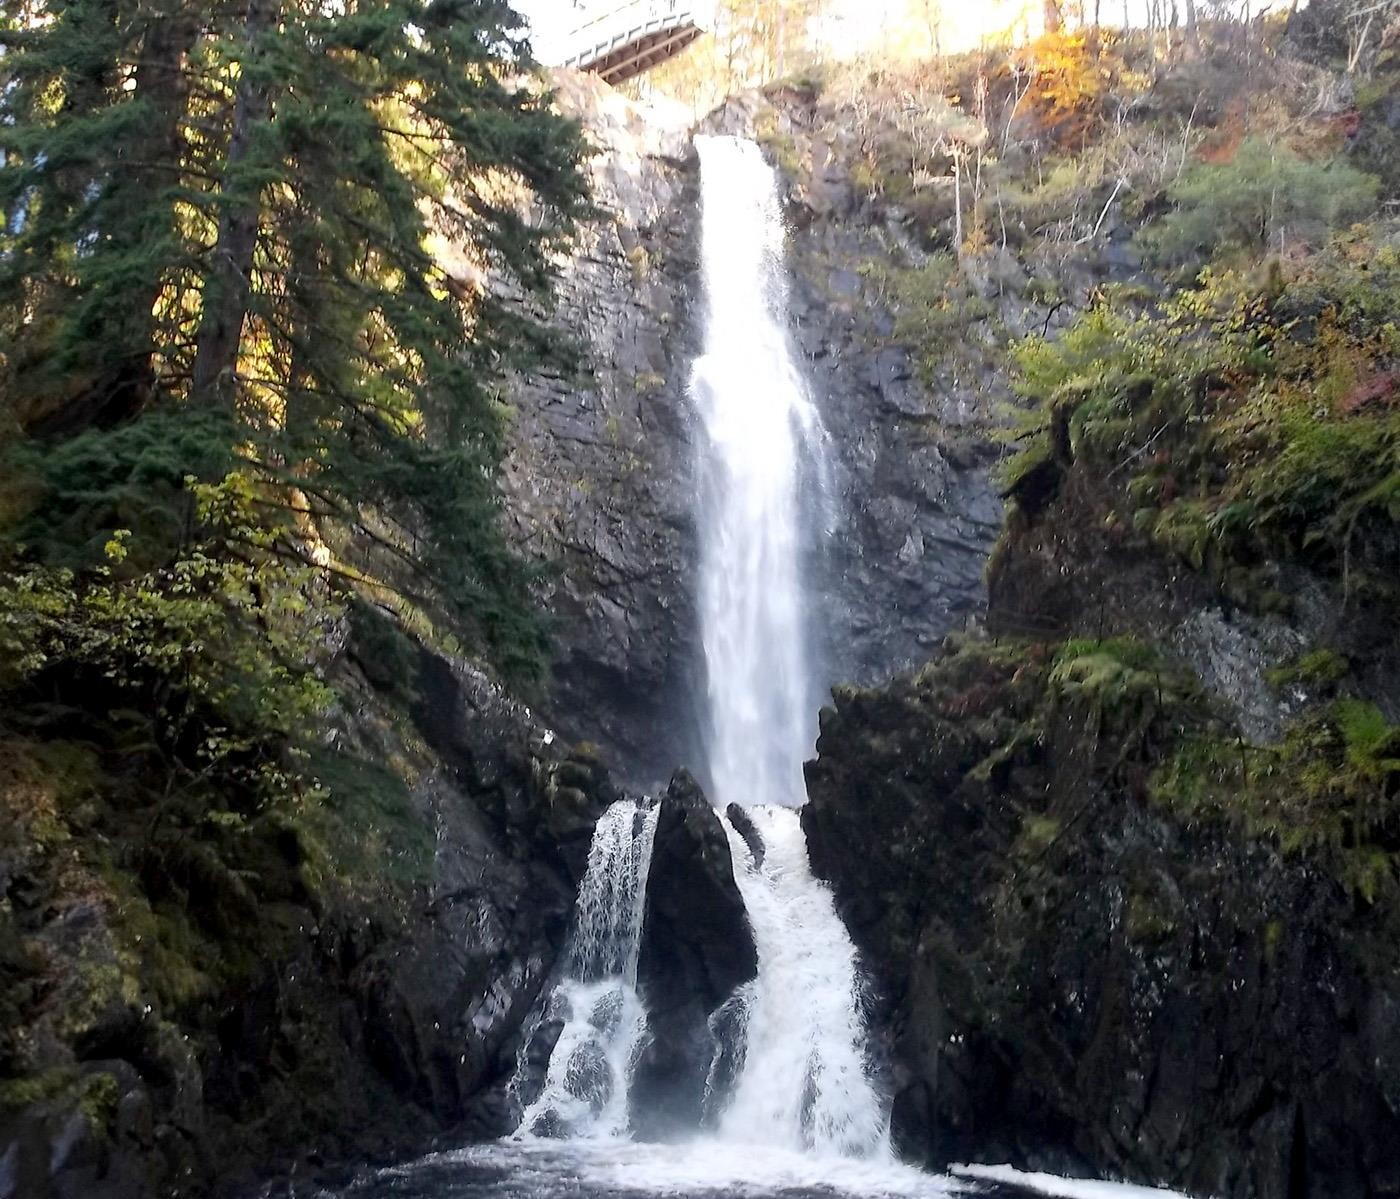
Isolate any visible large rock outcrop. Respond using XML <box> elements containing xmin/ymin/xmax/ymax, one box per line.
<box><xmin>631</xmin><ymin>771</ymin><xmax>756</xmax><ymax>1138</ymax></box>
<box><xmin>803</xmin><ymin>637</ymin><xmax>1400</xmax><ymax>1199</ymax></box>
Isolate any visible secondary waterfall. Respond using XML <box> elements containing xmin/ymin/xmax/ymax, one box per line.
<box><xmin>516</xmin><ymin>800</ymin><xmax>661</xmax><ymax>1139</ymax></box>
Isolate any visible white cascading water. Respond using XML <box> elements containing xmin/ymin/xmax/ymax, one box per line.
<box><xmin>690</xmin><ymin>134</ymin><xmax>890</xmax><ymax>1159</ymax></box>
<box><xmin>516</xmin><ymin>799</ymin><xmax>661</xmax><ymax>1140</ymax></box>
<box><xmin>716</xmin><ymin>808</ymin><xmax>888</xmax><ymax>1156</ymax></box>
<box><xmin>689</xmin><ymin>134</ymin><xmax>828</xmax><ymax>813</ymax></box>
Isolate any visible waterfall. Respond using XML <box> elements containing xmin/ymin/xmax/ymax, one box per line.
<box><xmin>690</xmin><ymin>135</ymin><xmax>889</xmax><ymax>1158</ymax></box>
<box><xmin>714</xmin><ymin>808</ymin><xmax>888</xmax><ymax>1156</ymax></box>
<box><xmin>690</xmin><ymin>134</ymin><xmax>828</xmax><ymax>812</ymax></box>
<box><xmin>516</xmin><ymin>799</ymin><xmax>661</xmax><ymax>1140</ymax></box>
<box><xmin>512</xmin><ymin>134</ymin><xmax>887</xmax><ymax>1163</ymax></box>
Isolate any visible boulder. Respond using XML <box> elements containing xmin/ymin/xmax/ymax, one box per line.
<box><xmin>630</xmin><ymin>771</ymin><xmax>757</xmax><ymax>1137</ymax></box>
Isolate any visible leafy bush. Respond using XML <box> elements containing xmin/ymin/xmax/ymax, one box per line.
<box><xmin>1141</xmin><ymin>138</ymin><xmax>1380</xmax><ymax>264</ymax></box>
<box><xmin>1007</xmin><ymin>227</ymin><xmax>1400</xmax><ymax>599</ymax></box>
<box><xmin>866</xmin><ymin>253</ymin><xmax>995</xmax><ymax>380</ymax></box>
<box><xmin>0</xmin><ymin>474</ymin><xmax>335</xmax><ymax>808</ymax></box>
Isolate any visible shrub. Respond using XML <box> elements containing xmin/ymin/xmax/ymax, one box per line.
<box><xmin>1154</xmin><ymin>700</ymin><xmax>1400</xmax><ymax>902</ymax></box>
<box><xmin>1141</xmin><ymin>138</ymin><xmax>1380</xmax><ymax>264</ymax></box>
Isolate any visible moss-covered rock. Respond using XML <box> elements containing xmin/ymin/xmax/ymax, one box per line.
<box><xmin>804</xmin><ymin>632</ymin><xmax>1400</xmax><ymax>1198</ymax></box>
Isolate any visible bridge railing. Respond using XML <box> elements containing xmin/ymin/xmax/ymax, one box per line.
<box><xmin>534</xmin><ymin>0</ymin><xmax>716</xmax><ymax>70</ymax></box>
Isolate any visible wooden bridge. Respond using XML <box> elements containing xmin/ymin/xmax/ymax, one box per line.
<box><xmin>533</xmin><ymin>1</ymin><xmax>716</xmax><ymax>84</ymax></box>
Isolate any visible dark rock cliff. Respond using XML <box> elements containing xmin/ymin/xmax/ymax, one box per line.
<box><xmin>803</xmin><ymin>366</ymin><xmax>1400</xmax><ymax>1197</ymax></box>
<box><xmin>805</xmin><ymin>645</ymin><xmax>1400</xmax><ymax>1199</ymax></box>
<box><xmin>501</xmin><ymin>76</ymin><xmax>704</xmax><ymax>790</ymax></box>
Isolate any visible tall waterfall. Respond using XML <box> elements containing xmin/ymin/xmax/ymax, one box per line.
<box><xmin>512</xmin><ymin>134</ymin><xmax>887</xmax><ymax>1163</ymax></box>
<box><xmin>516</xmin><ymin>800</ymin><xmax>661</xmax><ymax>1140</ymax></box>
<box><xmin>689</xmin><ymin>134</ymin><xmax>828</xmax><ymax>812</ymax></box>
<box><xmin>690</xmin><ymin>135</ymin><xmax>889</xmax><ymax>1158</ymax></box>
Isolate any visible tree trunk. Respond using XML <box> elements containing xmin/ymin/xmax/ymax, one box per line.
<box><xmin>111</xmin><ymin>3</ymin><xmax>200</xmax><ymax>414</ymax></box>
<box><xmin>193</xmin><ymin>0</ymin><xmax>277</xmax><ymax>410</ymax></box>
<box><xmin>1184</xmin><ymin>0</ymin><xmax>1200</xmax><ymax>46</ymax></box>
<box><xmin>30</xmin><ymin>2</ymin><xmax>200</xmax><ymax>436</ymax></box>
<box><xmin>1044</xmin><ymin>0</ymin><xmax>1063</xmax><ymax>33</ymax></box>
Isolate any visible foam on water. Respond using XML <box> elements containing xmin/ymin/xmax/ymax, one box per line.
<box><xmin>322</xmin><ymin>1142</ymin><xmax>1201</xmax><ymax>1199</ymax></box>
<box><xmin>951</xmin><ymin>1165</ymin><xmax>1198</xmax><ymax>1199</ymax></box>
<box><xmin>714</xmin><ymin>807</ymin><xmax>889</xmax><ymax>1156</ymax></box>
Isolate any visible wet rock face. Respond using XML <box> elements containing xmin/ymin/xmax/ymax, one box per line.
<box><xmin>505</xmin><ymin>79</ymin><xmax>1003</xmax><ymax>789</ymax></box>
<box><xmin>631</xmin><ymin>772</ymin><xmax>756</xmax><ymax>1139</ymax></box>
<box><xmin>802</xmin><ymin>659</ymin><xmax>1400</xmax><ymax>1199</ymax></box>
<box><xmin>500</xmin><ymin>75</ymin><xmax>704</xmax><ymax>790</ymax></box>
<box><xmin>754</xmin><ymin>96</ymin><xmax>1005</xmax><ymax>689</ymax></box>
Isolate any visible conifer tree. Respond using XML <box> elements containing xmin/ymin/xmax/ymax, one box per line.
<box><xmin>1</xmin><ymin>0</ymin><xmax>590</xmax><ymax>673</ymax></box>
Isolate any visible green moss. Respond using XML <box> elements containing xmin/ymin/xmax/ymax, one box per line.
<box><xmin>348</xmin><ymin>599</ymin><xmax>422</xmax><ymax>707</ymax></box>
<box><xmin>754</xmin><ymin>111</ymin><xmax>802</xmax><ymax>177</ymax></box>
<box><xmin>1153</xmin><ymin>700</ymin><xmax>1400</xmax><ymax>902</ymax></box>
<box><xmin>302</xmin><ymin>748</ymin><xmax>432</xmax><ymax>894</ymax></box>
<box><xmin>78</xmin><ymin>1071</ymin><xmax>120</xmax><ymax>1134</ymax></box>
<box><xmin>1126</xmin><ymin>889</ymin><xmax>1178</xmax><ymax>943</ymax></box>
<box><xmin>0</xmin><ymin>1068</ymin><xmax>79</xmax><ymax>1114</ymax></box>
<box><xmin>57</xmin><ymin>962</ymin><xmax>137</xmax><ymax>1043</ymax></box>
<box><xmin>1048</xmin><ymin>637</ymin><xmax>1183</xmax><ymax>732</ymax></box>
<box><xmin>107</xmin><ymin>882</ymin><xmax>215</xmax><ymax>1012</ymax></box>
<box><xmin>1266</xmin><ymin>648</ymin><xmax>1351</xmax><ymax>692</ymax></box>
<box><xmin>1016</xmin><ymin>813</ymin><xmax>1062</xmax><ymax>856</ymax></box>
<box><xmin>849</xmin><ymin>159</ymin><xmax>881</xmax><ymax>196</ymax></box>
<box><xmin>996</xmin><ymin>437</ymin><xmax>1053</xmax><ymax>494</ymax></box>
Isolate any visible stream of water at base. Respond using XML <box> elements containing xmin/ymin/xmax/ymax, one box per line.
<box><xmin>301</xmin><ymin>1142</ymin><xmax>1194</xmax><ymax>1199</ymax></box>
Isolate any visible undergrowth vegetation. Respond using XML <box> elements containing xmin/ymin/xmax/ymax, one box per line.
<box><xmin>1154</xmin><ymin>699</ymin><xmax>1400</xmax><ymax>902</ymax></box>
<box><xmin>916</xmin><ymin>631</ymin><xmax>1400</xmax><ymax>904</ymax></box>
<box><xmin>1006</xmin><ymin>227</ymin><xmax>1400</xmax><ymax>606</ymax></box>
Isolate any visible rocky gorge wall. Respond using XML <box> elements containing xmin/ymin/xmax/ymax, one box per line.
<box><xmin>800</xmin><ymin>310</ymin><xmax>1400</xmax><ymax>1198</ymax></box>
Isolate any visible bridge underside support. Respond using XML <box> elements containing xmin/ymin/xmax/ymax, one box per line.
<box><xmin>568</xmin><ymin>22</ymin><xmax>704</xmax><ymax>84</ymax></box>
